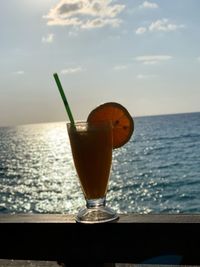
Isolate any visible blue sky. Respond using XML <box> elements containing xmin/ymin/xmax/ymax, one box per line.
<box><xmin>0</xmin><ymin>0</ymin><xmax>200</xmax><ymax>126</ymax></box>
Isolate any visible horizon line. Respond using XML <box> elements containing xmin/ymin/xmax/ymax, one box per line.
<box><xmin>0</xmin><ymin>110</ymin><xmax>199</xmax><ymax>128</ymax></box>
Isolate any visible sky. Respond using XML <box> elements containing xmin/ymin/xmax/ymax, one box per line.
<box><xmin>0</xmin><ymin>0</ymin><xmax>200</xmax><ymax>126</ymax></box>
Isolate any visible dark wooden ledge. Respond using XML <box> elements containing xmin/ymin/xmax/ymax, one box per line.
<box><xmin>1</xmin><ymin>213</ymin><xmax>200</xmax><ymax>223</ymax></box>
<box><xmin>0</xmin><ymin>213</ymin><xmax>200</xmax><ymax>265</ymax></box>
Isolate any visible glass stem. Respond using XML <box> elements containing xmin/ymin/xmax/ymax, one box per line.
<box><xmin>86</xmin><ymin>197</ymin><xmax>106</xmax><ymax>209</ymax></box>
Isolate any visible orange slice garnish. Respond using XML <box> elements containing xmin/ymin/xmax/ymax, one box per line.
<box><xmin>87</xmin><ymin>102</ymin><xmax>134</xmax><ymax>149</ymax></box>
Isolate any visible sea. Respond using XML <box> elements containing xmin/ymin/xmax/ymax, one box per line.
<box><xmin>0</xmin><ymin>112</ymin><xmax>200</xmax><ymax>215</ymax></box>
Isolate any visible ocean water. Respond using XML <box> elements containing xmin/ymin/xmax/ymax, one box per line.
<box><xmin>0</xmin><ymin>112</ymin><xmax>200</xmax><ymax>214</ymax></box>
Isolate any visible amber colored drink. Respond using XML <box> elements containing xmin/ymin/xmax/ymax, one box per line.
<box><xmin>67</xmin><ymin>121</ymin><xmax>112</xmax><ymax>199</ymax></box>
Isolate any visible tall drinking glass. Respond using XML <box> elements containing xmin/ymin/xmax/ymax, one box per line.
<box><xmin>67</xmin><ymin>121</ymin><xmax>118</xmax><ymax>223</ymax></box>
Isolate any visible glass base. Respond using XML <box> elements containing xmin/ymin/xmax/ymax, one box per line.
<box><xmin>76</xmin><ymin>206</ymin><xmax>118</xmax><ymax>223</ymax></box>
<box><xmin>76</xmin><ymin>198</ymin><xmax>119</xmax><ymax>224</ymax></box>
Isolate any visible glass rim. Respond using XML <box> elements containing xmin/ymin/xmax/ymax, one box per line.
<box><xmin>67</xmin><ymin>120</ymin><xmax>113</xmax><ymax>132</ymax></box>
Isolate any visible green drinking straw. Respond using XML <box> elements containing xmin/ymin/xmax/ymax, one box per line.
<box><xmin>53</xmin><ymin>73</ymin><xmax>75</xmax><ymax>126</ymax></box>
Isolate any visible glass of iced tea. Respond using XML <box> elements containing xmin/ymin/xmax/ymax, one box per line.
<box><xmin>67</xmin><ymin>121</ymin><xmax>118</xmax><ymax>223</ymax></box>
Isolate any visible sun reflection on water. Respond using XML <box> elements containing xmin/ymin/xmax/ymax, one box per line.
<box><xmin>0</xmin><ymin>122</ymin><xmax>85</xmax><ymax>214</ymax></box>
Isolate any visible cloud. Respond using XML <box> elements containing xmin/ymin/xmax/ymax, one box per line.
<box><xmin>81</xmin><ymin>18</ymin><xmax>121</xmax><ymax>29</ymax></box>
<box><xmin>135</xmin><ymin>27</ymin><xmax>147</xmax><ymax>35</ymax></box>
<box><xmin>197</xmin><ymin>57</ymin><xmax>200</xmax><ymax>61</ymax></box>
<box><xmin>68</xmin><ymin>30</ymin><xmax>78</xmax><ymax>37</ymax></box>
<box><xmin>42</xmin><ymin>33</ymin><xmax>54</xmax><ymax>43</ymax></box>
<box><xmin>137</xmin><ymin>74</ymin><xmax>157</xmax><ymax>79</ymax></box>
<box><xmin>149</xmin><ymin>18</ymin><xmax>185</xmax><ymax>32</ymax></box>
<box><xmin>44</xmin><ymin>0</ymin><xmax>125</xmax><ymax>29</ymax></box>
<box><xmin>13</xmin><ymin>70</ymin><xmax>25</xmax><ymax>75</ymax></box>
<box><xmin>135</xmin><ymin>55</ymin><xmax>172</xmax><ymax>65</ymax></box>
<box><xmin>60</xmin><ymin>66</ymin><xmax>84</xmax><ymax>74</ymax></box>
<box><xmin>113</xmin><ymin>65</ymin><xmax>128</xmax><ymax>71</ymax></box>
<box><xmin>136</xmin><ymin>18</ymin><xmax>185</xmax><ymax>34</ymax></box>
<box><xmin>140</xmin><ymin>1</ymin><xmax>159</xmax><ymax>9</ymax></box>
